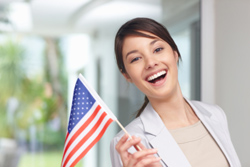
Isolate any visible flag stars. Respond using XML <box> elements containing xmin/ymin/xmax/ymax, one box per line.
<box><xmin>68</xmin><ymin>79</ymin><xmax>96</xmax><ymax>133</ymax></box>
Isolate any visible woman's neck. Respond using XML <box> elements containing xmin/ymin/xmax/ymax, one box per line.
<box><xmin>148</xmin><ymin>84</ymin><xmax>199</xmax><ymax>129</ymax></box>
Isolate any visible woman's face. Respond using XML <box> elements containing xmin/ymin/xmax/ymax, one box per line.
<box><xmin>122</xmin><ymin>32</ymin><xmax>179</xmax><ymax>101</ymax></box>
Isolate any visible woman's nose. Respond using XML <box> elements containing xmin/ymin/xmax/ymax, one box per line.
<box><xmin>145</xmin><ymin>56</ymin><xmax>158</xmax><ymax>70</ymax></box>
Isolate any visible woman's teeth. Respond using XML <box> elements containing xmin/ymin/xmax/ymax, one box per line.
<box><xmin>147</xmin><ymin>70</ymin><xmax>166</xmax><ymax>82</ymax></box>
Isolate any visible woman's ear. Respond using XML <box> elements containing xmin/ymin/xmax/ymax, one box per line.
<box><xmin>122</xmin><ymin>72</ymin><xmax>133</xmax><ymax>83</ymax></box>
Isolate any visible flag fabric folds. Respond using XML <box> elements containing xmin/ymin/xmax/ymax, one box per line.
<box><xmin>61</xmin><ymin>74</ymin><xmax>117</xmax><ymax>167</ymax></box>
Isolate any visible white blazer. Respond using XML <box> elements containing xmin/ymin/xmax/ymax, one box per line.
<box><xmin>110</xmin><ymin>100</ymin><xmax>241</xmax><ymax>167</ymax></box>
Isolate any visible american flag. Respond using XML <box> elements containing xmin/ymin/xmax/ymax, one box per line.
<box><xmin>61</xmin><ymin>74</ymin><xmax>117</xmax><ymax>167</ymax></box>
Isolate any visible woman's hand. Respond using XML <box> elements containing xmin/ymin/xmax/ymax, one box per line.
<box><xmin>115</xmin><ymin>134</ymin><xmax>162</xmax><ymax>167</ymax></box>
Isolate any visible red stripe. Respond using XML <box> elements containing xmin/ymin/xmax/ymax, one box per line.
<box><xmin>62</xmin><ymin>105</ymin><xmax>101</xmax><ymax>165</ymax></box>
<box><xmin>63</xmin><ymin>111</ymin><xmax>107</xmax><ymax>166</ymax></box>
<box><xmin>71</xmin><ymin>118</ymin><xmax>113</xmax><ymax>167</ymax></box>
<box><xmin>61</xmin><ymin>133</ymin><xmax>69</xmax><ymax>166</ymax></box>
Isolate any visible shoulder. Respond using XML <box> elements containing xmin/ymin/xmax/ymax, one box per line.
<box><xmin>190</xmin><ymin>100</ymin><xmax>221</xmax><ymax>110</ymax></box>
<box><xmin>190</xmin><ymin>100</ymin><xmax>226</xmax><ymax>118</ymax></box>
<box><xmin>189</xmin><ymin>100</ymin><xmax>228</xmax><ymax>127</ymax></box>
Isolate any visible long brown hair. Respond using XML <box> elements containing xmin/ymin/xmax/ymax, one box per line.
<box><xmin>114</xmin><ymin>18</ymin><xmax>181</xmax><ymax>117</ymax></box>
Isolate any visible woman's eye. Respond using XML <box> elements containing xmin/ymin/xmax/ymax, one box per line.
<box><xmin>130</xmin><ymin>57</ymin><xmax>140</xmax><ymax>63</ymax></box>
<box><xmin>154</xmin><ymin>47</ymin><xmax>163</xmax><ymax>53</ymax></box>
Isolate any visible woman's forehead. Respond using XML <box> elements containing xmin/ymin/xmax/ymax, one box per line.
<box><xmin>123</xmin><ymin>34</ymin><xmax>163</xmax><ymax>48</ymax></box>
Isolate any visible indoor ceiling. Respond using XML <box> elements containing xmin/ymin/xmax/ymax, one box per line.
<box><xmin>0</xmin><ymin>0</ymin><xmax>162</xmax><ymax>36</ymax></box>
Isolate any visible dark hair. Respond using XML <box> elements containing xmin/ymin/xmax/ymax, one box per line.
<box><xmin>114</xmin><ymin>17</ymin><xmax>181</xmax><ymax>117</ymax></box>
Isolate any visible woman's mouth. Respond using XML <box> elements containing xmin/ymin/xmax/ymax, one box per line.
<box><xmin>147</xmin><ymin>70</ymin><xmax>167</xmax><ymax>84</ymax></box>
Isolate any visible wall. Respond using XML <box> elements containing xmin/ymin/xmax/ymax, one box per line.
<box><xmin>201</xmin><ymin>0</ymin><xmax>250</xmax><ymax>165</ymax></box>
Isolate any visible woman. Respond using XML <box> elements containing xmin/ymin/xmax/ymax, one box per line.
<box><xmin>110</xmin><ymin>18</ymin><xmax>241</xmax><ymax>167</ymax></box>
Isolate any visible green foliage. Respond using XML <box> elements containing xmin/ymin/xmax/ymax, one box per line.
<box><xmin>0</xmin><ymin>39</ymin><xmax>25</xmax><ymax>138</ymax></box>
<box><xmin>0</xmin><ymin>40</ymin><xmax>25</xmax><ymax>100</ymax></box>
<box><xmin>0</xmin><ymin>37</ymin><xmax>69</xmax><ymax>153</ymax></box>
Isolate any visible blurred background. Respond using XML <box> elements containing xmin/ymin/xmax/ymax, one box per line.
<box><xmin>0</xmin><ymin>0</ymin><xmax>249</xmax><ymax>166</ymax></box>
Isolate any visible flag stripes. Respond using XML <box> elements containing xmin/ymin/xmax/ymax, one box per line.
<box><xmin>61</xmin><ymin>102</ymin><xmax>113</xmax><ymax>167</ymax></box>
<box><xmin>63</xmin><ymin>103</ymin><xmax>101</xmax><ymax>158</ymax></box>
<box><xmin>69</xmin><ymin>117</ymin><xmax>113</xmax><ymax>166</ymax></box>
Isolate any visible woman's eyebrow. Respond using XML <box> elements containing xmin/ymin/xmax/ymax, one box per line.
<box><xmin>150</xmin><ymin>39</ymin><xmax>160</xmax><ymax>45</ymax></box>
<box><xmin>126</xmin><ymin>50</ymin><xmax>138</xmax><ymax>58</ymax></box>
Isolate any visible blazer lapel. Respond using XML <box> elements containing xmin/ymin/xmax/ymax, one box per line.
<box><xmin>140</xmin><ymin>104</ymin><xmax>191</xmax><ymax>167</ymax></box>
<box><xmin>187</xmin><ymin>100</ymin><xmax>234</xmax><ymax>166</ymax></box>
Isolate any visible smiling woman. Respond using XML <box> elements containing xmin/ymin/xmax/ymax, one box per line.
<box><xmin>110</xmin><ymin>18</ymin><xmax>241</xmax><ymax>167</ymax></box>
<box><xmin>115</xmin><ymin>18</ymin><xmax>181</xmax><ymax>117</ymax></box>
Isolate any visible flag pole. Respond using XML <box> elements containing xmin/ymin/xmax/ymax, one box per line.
<box><xmin>115</xmin><ymin>119</ymin><xmax>142</xmax><ymax>151</ymax></box>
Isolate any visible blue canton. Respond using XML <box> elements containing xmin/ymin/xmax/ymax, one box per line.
<box><xmin>68</xmin><ymin>79</ymin><xmax>95</xmax><ymax>133</ymax></box>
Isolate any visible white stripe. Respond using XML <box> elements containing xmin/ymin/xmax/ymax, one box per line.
<box><xmin>64</xmin><ymin>102</ymin><xmax>98</xmax><ymax>150</ymax></box>
<box><xmin>62</xmin><ymin>106</ymin><xmax>105</xmax><ymax>165</ymax></box>
<box><xmin>66</xmin><ymin>115</ymin><xmax>110</xmax><ymax>167</ymax></box>
<box><xmin>78</xmin><ymin>74</ymin><xmax>117</xmax><ymax>121</ymax></box>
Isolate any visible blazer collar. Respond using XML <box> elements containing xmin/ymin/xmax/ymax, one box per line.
<box><xmin>140</xmin><ymin>103</ymin><xmax>191</xmax><ymax>167</ymax></box>
<box><xmin>139</xmin><ymin>99</ymin><xmax>233</xmax><ymax>167</ymax></box>
<box><xmin>185</xmin><ymin>98</ymin><xmax>212</xmax><ymax>117</ymax></box>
